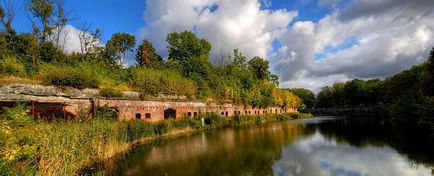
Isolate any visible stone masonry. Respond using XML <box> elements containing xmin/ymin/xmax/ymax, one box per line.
<box><xmin>0</xmin><ymin>84</ymin><xmax>297</xmax><ymax>122</ymax></box>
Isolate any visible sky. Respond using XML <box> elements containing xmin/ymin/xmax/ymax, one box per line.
<box><xmin>11</xmin><ymin>0</ymin><xmax>434</xmax><ymax>92</ymax></box>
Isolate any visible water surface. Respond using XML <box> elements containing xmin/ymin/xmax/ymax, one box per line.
<box><xmin>117</xmin><ymin>117</ymin><xmax>434</xmax><ymax>176</ymax></box>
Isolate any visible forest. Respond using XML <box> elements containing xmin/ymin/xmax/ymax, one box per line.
<box><xmin>310</xmin><ymin>49</ymin><xmax>434</xmax><ymax>139</ymax></box>
<box><xmin>0</xmin><ymin>1</ymin><xmax>301</xmax><ymax>109</ymax></box>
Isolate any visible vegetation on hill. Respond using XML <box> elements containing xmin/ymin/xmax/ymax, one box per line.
<box><xmin>0</xmin><ymin>1</ymin><xmax>300</xmax><ymax>108</ymax></box>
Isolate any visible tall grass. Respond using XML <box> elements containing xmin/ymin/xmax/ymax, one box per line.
<box><xmin>0</xmin><ymin>104</ymin><xmax>311</xmax><ymax>175</ymax></box>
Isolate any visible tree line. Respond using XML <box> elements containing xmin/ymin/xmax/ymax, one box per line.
<box><xmin>0</xmin><ymin>0</ymin><xmax>301</xmax><ymax>109</ymax></box>
<box><xmin>314</xmin><ymin>49</ymin><xmax>434</xmax><ymax>136</ymax></box>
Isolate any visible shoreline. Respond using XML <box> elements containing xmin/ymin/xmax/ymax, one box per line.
<box><xmin>1</xmin><ymin>111</ymin><xmax>312</xmax><ymax>175</ymax></box>
<box><xmin>78</xmin><ymin>113</ymin><xmax>313</xmax><ymax>175</ymax></box>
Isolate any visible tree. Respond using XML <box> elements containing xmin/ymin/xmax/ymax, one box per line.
<box><xmin>51</xmin><ymin>0</ymin><xmax>70</xmax><ymax>50</ymax></box>
<box><xmin>78</xmin><ymin>23</ymin><xmax>101</xmax><ymax>54</ymax></box>
<box><xmin>135</xmin><ymin>39</ymin><xmax>162</xmax><ymax>68</ymax></box>
<box><xmin>232</xmin><ymin>48</ymin><xmax>247</xmax><ymax>70</ymax></box>
<box><xmin>422</xmin><ymin>48</ymin><xmax>434</xmax><ymax>96</ymax></box>
<box><xmin>105</xmin><ymin>33</ymin><xmax>135</xmax><ymax>66</ymax></box>
<box><xmin>290</xmin><ymin>88</ymin><xmax>316</xmax><ymax>109</ymax></box>
<box><xmin>166</xmin><ymin>30</ymin><xmax>211</xmax><ymax>63</ymax></box>
<box><xmin>343</xmin><ymin>79</ymin><xmax>367</xmax><ymax>107</ymax></box>
<box><xmin>28</xmin><ymin>0</ymin><xmax>54</xmax><ymax>41</ymax></box>
<box><xmin>248</xmin><ymin>56</ymin><xmax>270</xmax><ymax>80</ymax></box>
<box><xmin>0</xmin><ymin>0</ymin><xmax>17</xmax><ymax>34</ymax></box>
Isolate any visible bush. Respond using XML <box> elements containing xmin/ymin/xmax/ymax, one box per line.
<box><xmin>42</xmin><ymin>64</ymin><xmax>99</xmax><ymax>89</ymax></box>
<box><xmin>95</xmin><ymin>105</ymin><xmax>118</xmax><ymax>120</ymax></box>
<box><xmin>99</xmin><ymin>87</ymin><xmax>123</xmax><ymax>97</ymax></box>
<box><xmin>126</xmin><ymin>121</ymin><xmax>154</xmax><ymax>141</ymax></box>
<box><xmin>130</xmin><ymin>68</ymin><xmax>197</xmax><ymax>97</ymax></box>
<box><xmin>1</xmin><ymin>103</ymin><xmax>34</xmax><ymax>127</ymax></box>
<box><xmin>152</xmin><ymin>121</ymin><xmax>170</xmax><ymax>135</ymax></box>
<box><xmin>0</xmin><ymin>56</ymin><xmax>27</xmax><ymax>77</ymax></box>
<box><xmin>202</xmin><ymin>113</ymin><xmax>230</xmax><ymax>128</ymax></box>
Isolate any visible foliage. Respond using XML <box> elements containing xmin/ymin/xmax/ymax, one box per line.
<box><xmin>105</xmin><ymin>33</ymin><xmax>135</xmax><ymax>65</ymax></box>
<box><xmin>248</xmin><ymin>56</ymin><xmax>270</xmax><ymax>80</ymax></box>
<box><xmin>422</xmin><ymin>48</ymin><xmax>434</xmax><ymax>96</ymax></box>
<box><xmin>1</xmin><ymin>103</ymin><xmax>34</xmax><ymax>127</ymax></box>
<box><xmin>166</xmin><ymin>30</ymin><xmax>211</xmax><ymax>63</ymax></box>
<box><xmin>42</xmin><ymin>63</ymin><xmax>99</xmax><ymax>89</ymax></box>
<box><xmin>0</xmin><ymin>101</ymin><xmax>311</xmax><ymax>175</ymax></box>
<box><xmin>290</xmin><ymin>88</ymin><xmax>316</xmax><ymax>109</ymax></box>
<box><xmin>129</xmin><ymin>68</ymin><xmax>197</xmax><ymax>97</ymax></box>
<box><xmin>316</xmin><ymin>51</ymin><xmax>434</xmax><ymax>136</ymax></box>
<box><xmin>99</xmin><ymin>87</ymin><xmax>123</xmax><ymax>98</ymax></box>
<box><xmin>136</xmin><ymin>39</ymin><xmax>162</xmax><ymax>68</ymax></box>
<box><xmin>0</xmin><ymin>55</ymin><xmax>26</xmax><ymax>76</ymax></box>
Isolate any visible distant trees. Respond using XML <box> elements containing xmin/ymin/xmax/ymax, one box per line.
<box><xmin>422</xmin><ymin>48</ymin><xmax>434</xmax><ymax>96</ymax></box>
<box><xmin>135</xmin><ymin>39</ymin><xmax>162</xmax><ymax>68</ymax></box>
<box><xmin>290</xmin><ymin>88</ymin><xmax>316</xmax><ymax>109</ymax></box>
<box><xmin>105</xmin><ymin>33</ymin><xmax>135</xmax><ymax>65</ymax></box>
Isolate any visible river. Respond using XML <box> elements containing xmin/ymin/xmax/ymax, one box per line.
<box><xmin>110</xmin><ymin>117</ymin><xmax>434</xmax><ymax>176</ymax></box>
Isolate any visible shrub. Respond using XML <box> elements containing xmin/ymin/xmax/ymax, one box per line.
<box><xmin>1</xmin><ymin>103</ymin><xmax>34</xmax><ymax>127</ymax></box>
<box><xmin>126</xmin><ymin>121</ymin><xmax>154</xmax><ymax>141</ymax></box>
<box><xmin>99</xmin><ymin>87</ymin><xmax>123</xmax><ymax>97</ymax></box>
<box><xmin>0</xmin><ymin>56</ymin><xmax>26</xmax><ymax>77</ymax></box>
<box><xmin>152</xmin><ymin>121</ymin><xmax>170</xmax><ymax>135</ymax></box>
<box><xmin>42</xmin><ymin>64</ymin><xmax>99</xmax><ymax>89</ymax></box>
<box><xmin>130</xmin><ymin>68</ymin><xmax>197</xmax><ymax>97</ymax></box>
<box><xmin>95</xmin><ymin>105</ymin><xmax>118</xmax><ymax>120</ymax></box>
<box><xmin>202</xmin><ymin>113</ymin><xmax>230</xmax><ymax>128</ymax></box>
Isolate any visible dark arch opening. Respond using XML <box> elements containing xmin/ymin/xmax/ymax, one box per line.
<box><xmin>164</xmin><ymin>108</ymin><xmax>176</xmax><ymax>119</ymax></box>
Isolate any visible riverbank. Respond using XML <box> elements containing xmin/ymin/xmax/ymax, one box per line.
<box><xmin>0</xmin><ymin>104</ymin><xmax>312</xmax><ymax>175</ymax></box>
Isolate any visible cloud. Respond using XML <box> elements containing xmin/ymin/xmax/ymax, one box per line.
<box><xmin>141</xmin><ymin>0</ymin><xmax>434</xmax><ymax>92</ymax></box>
<box><xmin>272</xmin><ymin>131</ymin><xmax>432</xmax><ymax>176</ymax></box>
<box><xmin>140</xmin><ymin>0</ymin><xmax>297</xmax><ymax>61</ymax></box>
<box><xmin>51</xmin><ymin>25</ymin><xmax>101</xmax><ymax>54</ymax></box>
<box><xmin>273</xmin><ymin>0</ymin><xmax>434</xmax><ymax>92</ymax></box>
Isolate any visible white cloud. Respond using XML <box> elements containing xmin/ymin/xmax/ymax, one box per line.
<box><xmin>141</xmin><ymin>0</ymin><xmax>434</xmax><ymax>92</ymax></box>
<box><xmin>273</xmin><ymin>0</ymin><xmax>434</xmax><ymax>92</ymax></box>
<box><xmin>51</xmin><ymin>25</ymin><xmax>101</xmax><ymax>54</ymax></box>
<box><xmin>140</xmin><ymin>0</ymin><xmax>297</xmax><ymax>61</ymax></box>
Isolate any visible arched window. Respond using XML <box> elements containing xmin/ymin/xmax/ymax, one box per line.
<box><xmin>164</xmin><ymin>108</ymin><xmax>176</xmax><ymax>119</ymax></box>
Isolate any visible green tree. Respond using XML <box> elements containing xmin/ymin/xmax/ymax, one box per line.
<box><xmin>248</xmin><ymin>56</ymin><xmax>270</xmax><ymax>80</ymax></box>
<box><xmin>0</xmin><ymin>0</ymin><xmax>16</xmax><ymax>35</ymax></box>
<box><xmin>166</xmin><ymin>31</ymin><xmax>211</xmax><ymax>63</ymax></box>
<box><xmin>105</xmin><ymin>33</ymin><xmax>135</xmax><ymax>66</ymax></box>
<box><xmin>136</xmin><ymin>39</ymin><xmax>162</xmax><ymax>68</ymax></box>
<box><xmin>343</xmin><ymin>79</ymin><xmax>367</xmax><ymax>107</ymax></box>
<box><xmin>290</xmin><ymin>88</ymin><xmax>316</xmax><ymax>109</ymax></box>
<box><xmin>28</xmin><ymin>0</ymin><xmax>54</xmax><ymax>41</ymax></box>
<box><xmin>232</xmin><ymin>48</ymin><xmax>247</xmax><ymax>70</ymax></box>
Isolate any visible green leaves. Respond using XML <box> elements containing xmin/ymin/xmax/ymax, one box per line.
<box><xmin>105</xmin><ymin>33</ymin><xmax>136</xmax><ymax>65</ymax></box>
<box><xmin>136</xmin><ymin>39</ymin><xmax>162</xmax><ymax>68</ymax></box>
<box><xmin>166</xmin><ymin>31</ymin><xmax>211</xmax><ymax>63</ymax></box>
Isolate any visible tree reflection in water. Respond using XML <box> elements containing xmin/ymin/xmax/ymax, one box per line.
<box><xmin>93</xmin><ymin>117</ymin><xmax>434</xmax><ymax>176</ymax></box>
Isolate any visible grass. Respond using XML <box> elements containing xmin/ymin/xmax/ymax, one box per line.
<box><xmin>0</xmin><ymin>76</ymin><xmax>42</xmax><ymax>86</ymax></box>
<box><xmin>0</xmin><ymin>104</ymin><xmax>312</xmax><ymax>175</ymax></box>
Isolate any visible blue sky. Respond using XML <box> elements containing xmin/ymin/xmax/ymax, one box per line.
<box><xmin>10</xmin><ymin>0</ymin><xmax>434</xmax><ymax>91</ymax></box>
<box><xmin>14</xmin><ymin>0</ymin><xmax>146</xmax><ymax>42</ymax></box>
<box><xmin>13</xmin><ymin>0</ymin><xmax>338</xmax><ymax>44</ymax></box>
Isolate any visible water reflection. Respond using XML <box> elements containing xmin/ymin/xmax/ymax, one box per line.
<box><xmin>115</xmin><ymin>117</ymin><xmax>434</xmax><ymax>176</ymax></box>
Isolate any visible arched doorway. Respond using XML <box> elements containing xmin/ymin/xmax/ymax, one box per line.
<box><xmin>164</xmin><ymin>108</ymin><xmax>176</xmax><ymax>119</ymax></box>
